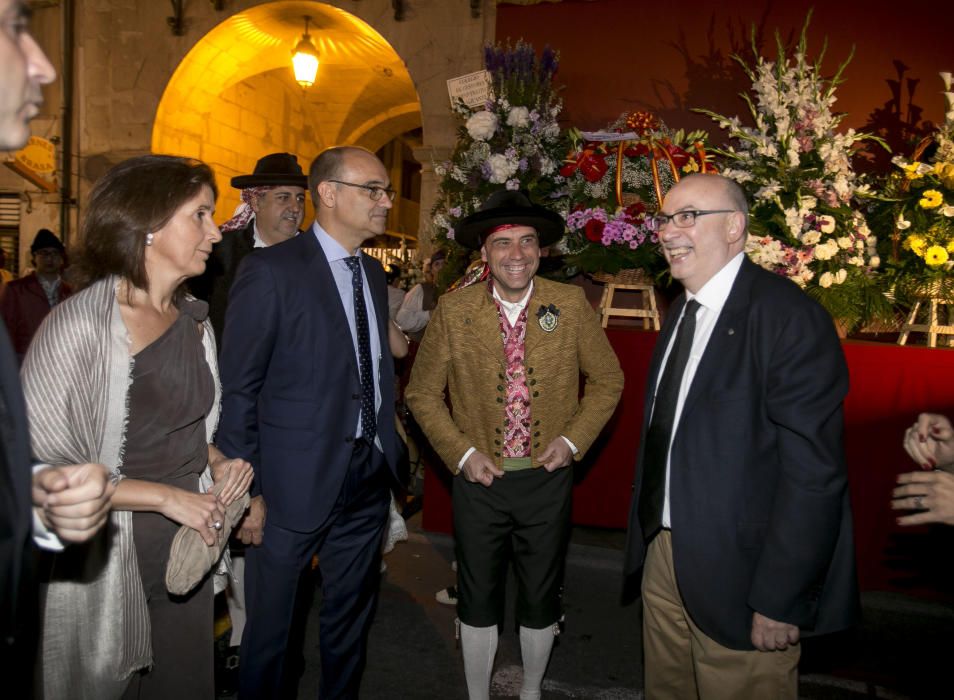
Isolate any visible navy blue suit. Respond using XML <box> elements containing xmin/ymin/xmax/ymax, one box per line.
<box><xmin>217</xmin><ymin>228</ymin><xmax>400</xmax><ymax>698</ymax></box>
<box><xmin>624</xmin><ymin>258</ymin><xmax>859</xmax><ymax>650</ymax></box>
<box><xmin>0</xmin><ymin>323</ymin><xmax>37</xmax><ymax>696</ymax></box>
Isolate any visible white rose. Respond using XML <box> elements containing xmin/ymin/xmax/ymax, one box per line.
<box><xmin>869</xmin><ymin>255</ymin><xmax>881</xmax><ymax>268</ymax></box>
<box><xmin>814</xmin><ymin>240</ymin><xmax>838</xmax><ymax>261</ymax></box>
<box><xmin>837</xmin><ymin>236</ymin><xmax>852</xmax><ymax>249</ymax></box>
<box><xmin>802</xmin><ymin>231</ymin><xmax>822</xmax><ymax>246</ymax></box>
<box><xmin>942</xmin><ymin>205</ymin><xmax>954</xmax><ymax>217</ymax></box>
<box><xmin>896</xmin><ymin>217</ymin><xmax>911</xmax><ymax>230</ymax></box>
<box><xmin>819</xmin><ymin>272</ymin><xmax>834</xmax><ymax>288</ymax></box>
<box><xmin>466</xmin><ymin>111</ymin><xmax>498</xmax><ymax>141</ymax></box>
<box><xmin>486</xmin><ymin>153</ymin><xmax>517</xmax><ymax>184</ymax></box>
<box><xmin>818</xmin><ymin>215</ymin><xmax>836</xmax><ymax>234</ymax></box>
<box><xmin>835</xmin><ymin>268</ymin><xmax>848</xmax><ymax>284</ymax></box>
<box><xmin>506</xmin><ymin>106</ymin><xmax>531</xmax><ymax>129</ymax></box>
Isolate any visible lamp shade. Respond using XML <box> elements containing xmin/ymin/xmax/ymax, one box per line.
<box><xmin>292</xmin><ymin>34</ymin><xmax>319</xmax><ymax>87</ymax></box>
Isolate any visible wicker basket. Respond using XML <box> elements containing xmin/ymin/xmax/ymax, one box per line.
<box><xmin>591</xmin><ymin>268</ymin><xmax>653</xmax><ymax>285</ymax></box>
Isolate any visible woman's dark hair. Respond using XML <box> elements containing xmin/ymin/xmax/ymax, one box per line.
<box><xmin>72</xmin><ymin>154</ymin><xmax>217</xmax><ymax>295</ymax></box>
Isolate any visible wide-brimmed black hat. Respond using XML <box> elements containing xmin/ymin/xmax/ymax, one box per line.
<box><xmin>231</xmin><ymin>152</ymin><xmax>307</xmax><ymax>189</ymax></box>
<box><xmin>31</xmin><ymin>228</ymin><xmax>64</xmax><ymax>253</ymax></box>
<box><xmin>455</xmin><ymin>190</ymin><xmax>564</xmax><ymax>250</ymax></box>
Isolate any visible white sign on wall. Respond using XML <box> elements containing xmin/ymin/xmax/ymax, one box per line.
<box><xmin>447</xmin><ymin>70</ymin><xmax>492</xmax><ymax>109</ymax></box>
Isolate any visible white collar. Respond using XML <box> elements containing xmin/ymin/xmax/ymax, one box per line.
<box><xmin>492</xmin><ymin>281</ymin><xmax>534</xmax><ymax>313</ymax></box>
<box><xmin>688</xmin><ymin>252</ymin><xmax>744</xmax><ymax>312</ymax></box>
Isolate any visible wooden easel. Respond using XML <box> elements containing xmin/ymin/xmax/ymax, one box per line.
<box><xmin>898</xmin><ymin>295</ymin><xmax>954</xmax><ymax>348</ymax></box>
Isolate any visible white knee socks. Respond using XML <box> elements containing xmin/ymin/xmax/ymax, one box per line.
<box><xmin>460</xmin><ymin>622</ymin><xmax>498</xmax><ymax>700</ymax></box>
<box><xmin>518</xmin><ymin>625</ymin><xmax>555</xmax><ymax>700</ymax></box>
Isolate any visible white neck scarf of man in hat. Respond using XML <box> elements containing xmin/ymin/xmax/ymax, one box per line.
<box><xmin>220</xmin><ymin>186</ymin><xmax>271</xmax><ymax>233</ymax></box>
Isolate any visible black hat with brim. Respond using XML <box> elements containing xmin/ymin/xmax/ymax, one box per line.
<box><xmin>31</xmin><ymin>228</ymin><xmax>64</xmax><ymax>253</ymax></box>
<box><xmin>231</xmin><ymin>152</ymin><xmax>308</xmax><ymax>189</ymax></box>
<box><xmin>455</xmin><ymin>190</ymin><xmax>565</xmax><ymax>250</ymax></box>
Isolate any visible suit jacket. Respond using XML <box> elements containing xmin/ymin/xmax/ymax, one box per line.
<box><xmin>189</xmin><ymin>220</ymin><xmax>256</xmax><ymax>345</ymax></box>
<box><xmin>406</xmin><ymin>277</ymin><xmax>623</xmax><ymax>471</ymax></box>
<box><xmin>0</xmin><ymin>273</ymin><xmax>72</xmax><ymax>359</ymax></box>
<box><xmin>215</xmin><ymin>229</ymin><xmax>400</xmax><ymax>532</ymax></box>
<box><xmin>0</xmin><ymin>322</ymin><xmax>37</xmax><ymax>686</ymax></box>
<box><xmin>623</xmin><ymin>258</ymin><xmax>859</xmax><ymax>650</ymax></box>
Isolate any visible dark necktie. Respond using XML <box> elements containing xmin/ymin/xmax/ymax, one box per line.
<box><xmin>638</xmin><ymin>298</ymin><xmax>700</xmax><ymax>540</ymax></box>
<box><xmin>345</xmin><ymin>256</ymin><xmax>376</xmax><ymax>442</ymax></box>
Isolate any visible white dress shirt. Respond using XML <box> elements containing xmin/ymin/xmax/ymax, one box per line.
<box><xmin>653</xmin><ymin>252</ymin><xmax>745</xmax><ymax>528</ymax></box>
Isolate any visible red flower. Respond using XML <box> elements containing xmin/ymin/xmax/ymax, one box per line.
<box><xmin>561</xmin><ymin>148</ymin><xmax>609</xmax><ymax>183</ymax></box>
<box><xmin>624</xmin><ymin>143</ymin><xmax>650</xmax><ymax>158</ymax></box>
<box><xmin>624</xmin><ymin>201</ymin><xmax>647</xmax><ymax>220</ymax></box>
<box><xmin>655</xmin><ymin>141</ymin><xmax>690</xmax><ymax>168</ymax></box>
<box><xmin>584</xmin><ymin>219</ymin><xmax>605</xmax><ymax>242</ymax></box>
<box><xmin>579</xmin><ymin>152</ymin><xmax>608</xmax><ymax>183</ymax></box>
<box><xmin>559</xmin><ymin>161</ymin><xmax>578</xmax><ymax>178</ymax></box>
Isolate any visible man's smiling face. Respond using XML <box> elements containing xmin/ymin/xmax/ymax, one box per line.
<box><xmin>481</xmin><ymin>225</ymin><xmax>540</xmax><ymax>302</ymax></box>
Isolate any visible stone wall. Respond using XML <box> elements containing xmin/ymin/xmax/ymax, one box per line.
<box><xmin>2</xmin><ymin>1</ymin><xmax>495</xmax><ymax>268</ymax></box>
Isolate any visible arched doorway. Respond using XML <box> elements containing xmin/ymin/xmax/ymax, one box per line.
<box><xmin>151</xmin><ymin>1</ymin><xmax>422</xmax><ymax>238</ymax></box>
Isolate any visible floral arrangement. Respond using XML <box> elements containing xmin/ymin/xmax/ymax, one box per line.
<box><xmin>696</xmin><ymin>13</ymin><xmax>891</xmax><ymax>330</ymax></box>
<box><xmin>431</xmin><ymin>41</ymin><xmax>565</xmax><ymax>279</ymax></box>
<box><xmin>559</xmin><ymin>111</ymin><xmax>712</xmax><ymax>277</ymax></box>
<box><xmin>882</xmin><ymin>72</ymin><xmax>954</xmax><ymax>301</ymax></box>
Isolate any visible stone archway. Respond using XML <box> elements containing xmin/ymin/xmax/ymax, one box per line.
<box><xmin>151</xmin><ymin>1</ymin><xmax>422</xmax><ymax>224</ymax></box>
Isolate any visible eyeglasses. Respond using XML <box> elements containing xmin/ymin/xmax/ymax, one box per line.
<box><xmin>648</xmin><ymin>209</ymin><xmax>738</xmax><ymax>232</ymax></box>
<box><xmin>327</xmin><ymin>180</ymin><xmax>396</xmax><ymax>202</ymax></box>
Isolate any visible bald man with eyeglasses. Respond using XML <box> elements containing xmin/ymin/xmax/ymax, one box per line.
<box><xmin>623</xmin><ymin>173</ymin><xmax>858</xmax><ymax>700</ymax></box>
<box><xmin>217</xmin><ymin>146</ymin><xmax>404</xmax><ymax>699</ymax></box>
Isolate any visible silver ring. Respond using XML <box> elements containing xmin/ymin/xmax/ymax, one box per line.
<box><xmin>914</xmin><ymin>496</ymin><xmax>924</xmax><ymax>510</ymax></box>
<box><xmin>213</xmin><ymin>521</ymin><xmax>223</xmax><ymax>530</ymax></box>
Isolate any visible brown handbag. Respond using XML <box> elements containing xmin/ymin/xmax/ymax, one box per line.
<box><xmin>164</xmin><ymin>478</ymin><xmax>250</xmax><ymax>595</ymax></box>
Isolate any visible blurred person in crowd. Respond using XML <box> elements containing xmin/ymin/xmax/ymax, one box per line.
<box><xmin>22</xmin><ymin>155</ymin><xmax>253</xmax><ymax>699</ymax></box>
<box><xmin>1</xmin><ymin>228</ymin><xmax>72</xmax><ymax>361</ymax></box>
<box><xmin>396</xmin><ymin>247</ymin><xmax>446</xmax><ymax>341</ymax></box>
<box><xmin>0</xmin><ymin>247</ymin><xmax>13</xmax><ymax>286</ymax></box>
<box><xmin>217</xmin><ymin>146</ymin><xmax>404</xmax><ymax>699</ymax></box>
<box><xmin>407</xmin><ymin>190</ymin><xmax>623</xmax><ymax>700</ymax></box>
<box><xmin>385</xmin><ymin>260</ymin><xmax>404</xmax><ymax>320</ymax></box>
<box><xmin>0</xmin><ymin>1</ymin><xmax>114</xmax><ymax>694</ymax></box>
<box><xmin>894</xmin><ymin>412</ymin><xmax>954</xmax><ymax>526</ymax></box>
<box><xmin>190</xmin><ymin>152</ymin><xmax>307</xmax><ymax>344</ymax></box>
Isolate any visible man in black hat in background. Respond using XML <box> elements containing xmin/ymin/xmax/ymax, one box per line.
<box><xmin>190</xmin><ymin>152</ymin><xmax>307</xmax><ymax>343</ymax></box>
<box><xmin>1</xmin><ymin>228</ymin><xmax>71</xmax><ymax>362</ymax></box>
<box><xmin>406</xmin><ymin>190</ymin><xmax>623</xmax><ymax>700</ymax></box>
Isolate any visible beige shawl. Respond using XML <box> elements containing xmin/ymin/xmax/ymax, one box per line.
<box><xmin>21</xmin><ymin>276</ymin><xmax>221</xmax><ymax>700</ymax></box>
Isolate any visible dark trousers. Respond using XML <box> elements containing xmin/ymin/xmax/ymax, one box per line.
<box><xmin>239</xmin><ymin>441</ymin><xmax>390</xmax><ymax>700</ymax></box>
<box><xmin>453</xmin><ymin>465</ymin><xmax>573</xmax><ymax>629</ymax></box>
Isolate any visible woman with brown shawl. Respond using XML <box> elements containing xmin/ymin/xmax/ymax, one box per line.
<box><xmin>22</xmin><ymin>155</ymin><xmax>252</xmax><ymax>699</ymax></box>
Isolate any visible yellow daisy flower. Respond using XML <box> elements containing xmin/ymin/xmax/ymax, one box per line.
<box><xmin>947</xmin><ymin>239</ymin><xmax>954</xmax><ymax>253</ymax></box>
<box><xmin>903</xmin><ymin>162</ymin><xmax>926</xmax><ymax>179</ymax></box>
<box><xmin>906</xmin><ymin>235</ymin><xmax>927</xmax><ymax>256</ymax></box>
<box><xmin>934</xmin><ymin>162</ymin><xmax>954</xmax><ymax>190</ymax></box>
<box><xmin>919</xmin><ymin>190</ymin><xmax>944</xmax><ymax>209</ymax></box>
<box><xmin>925</xmin><ymin>245</ymin><xmax>949</xmax><ymax>267</ymax></box>
<box><xmin>682</xmin><ymin>159</ymin><xmax>700</xmax><ymax>174</ymax></box>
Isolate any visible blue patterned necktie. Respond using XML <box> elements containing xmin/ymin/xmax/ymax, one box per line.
<box><xmin>345</xmin><ymin>256</ymin><xmax>376</xmax><ymax>442</ymax></box>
